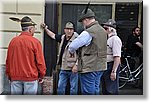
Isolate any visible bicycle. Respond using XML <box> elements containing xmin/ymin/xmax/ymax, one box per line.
<box><xmin>119</xmin><ymin>56</ymin><xmax>143</xmax><ymax>89</ymax></box>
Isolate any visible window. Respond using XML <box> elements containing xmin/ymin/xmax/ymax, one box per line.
<box><xmin>62</xmin><ymin>4</ymin><xmax>112</xmax><ymax>34</ymax></box>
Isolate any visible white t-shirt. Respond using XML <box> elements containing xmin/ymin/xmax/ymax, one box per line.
<box><xmin>107</xmin><ymin>35</ymin><xmax>122</xmax><ymax>62</ymax></box>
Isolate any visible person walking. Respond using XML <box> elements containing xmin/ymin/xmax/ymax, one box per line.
<box><xmin>6</xmin><ymin>16</ymin><xmax>46</xmax><ymax>95</ymax></box>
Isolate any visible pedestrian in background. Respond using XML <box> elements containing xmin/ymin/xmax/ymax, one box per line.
<box><xmin>125</xmin><ymin>27</ymin><xmax>143</xmax><ymax>71</ymax></box>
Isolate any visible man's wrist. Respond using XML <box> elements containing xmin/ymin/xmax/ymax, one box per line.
<box><xmin>44</xmin><ymin>27</ymin><xmax>47</xmax><ymax>30</ymax></box>
<box><xmin>43</xmin><ymin>24</ymin><xmax>48</xmax><ymax>30</ymax></box>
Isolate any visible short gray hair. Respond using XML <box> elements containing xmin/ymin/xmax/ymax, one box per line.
<box><xmin>22</xmin><ymin>26</ymin><xmax>29</xmax><ymax>31</ymax></box>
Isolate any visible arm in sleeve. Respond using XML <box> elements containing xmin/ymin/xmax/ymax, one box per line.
<box><xmin>6</xmin><ymin>46</ymin><xmax>10</xmax><ymax>79</ymax></box>
<box><xmin>111</xmin><ymin>37</ymin><xmax>122</xmax><ymax>73</ymax></box>
<box><xmin>112</xmin><ymin>36</ymin><xmax>122</xmax><ymax>57</ymax></box>
<box><xmin>135</xmin><ymin>42</ymin><xmax>143</xmax><ymax>49</ymax></box>
<box><xmin>69</xmin><ymin>31</ymin><xmax>92</xmax><ymax>54</ymax></box>
<box><xmin>35</xmin><ymin>41</ymin><xmax>46</xmax><ymax>78</ymax></box>
<box><xmin>55</xmin><ymin>34</ymin><xmax>62</xmax><ymax>43</ymax></box>
<box><xmin>45</xmin><ymin>27</ymin><xmax>62</xmax><ymax>43</ymax></box>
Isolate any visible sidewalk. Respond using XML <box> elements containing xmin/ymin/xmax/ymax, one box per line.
<box><xmin>1</xmin><ymin>66</ymin><xmax>143</xmax><ymax>95</ymax></box>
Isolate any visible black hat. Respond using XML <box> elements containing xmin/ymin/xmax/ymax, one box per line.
<box><xmin>101</xmin><ymin>19</ymin><xmax>116</xmax><ymax>28</ymax></box>
<box><xmin>78</xmin><ymin>8</ymin><xmax>95</xmax><ymax>22</ymax></box>
<box><xmin>21</xmin><ymin>16</ymin><xmax>37</xmax><ymax>27</ymax></box>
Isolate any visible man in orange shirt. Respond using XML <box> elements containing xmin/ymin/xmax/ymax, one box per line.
<box><xmin>6</xmin><ymin>16</ymin><xmax>46</xmax><ymax>95</ymax></box>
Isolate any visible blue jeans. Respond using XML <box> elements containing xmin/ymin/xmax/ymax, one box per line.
<box><xmin>80</xmin><ymin>71</ymin><xmax>103</xmax><ymax>95</ymax></box>
<box><xmin>11</xmin><ymin>80</ymin><xmax>38</xmax><ymax>95</ymax></box>
<box><xmin>57</xmin><ymin>70</ymin><xmax>78</xmax><ymax>95</ymax></box>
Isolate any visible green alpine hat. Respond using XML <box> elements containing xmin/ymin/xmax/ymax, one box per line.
<box><xmin>78</xmin><ymin>8</ymin><xmax>95</xmax><ymax>22</ymax></box>
<box><xmin>101</xmin><ymin>19</ymin><xmax>116</xmax><ymax>29</ymax></box>
<box><xmin>64</xmin><ymin>22</ymin><xmax>74</xmax><ymax>29</ymax></box>
<box><xmin>21</xmin><ymin>16</ymin><xmax>37</xmax><ymax>27</ymax></box>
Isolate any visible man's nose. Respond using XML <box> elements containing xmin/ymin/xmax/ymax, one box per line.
<box><xmin>68</xmin><ymin>29</ymin><xmax>71</xmax><ymax>32</ymax></box>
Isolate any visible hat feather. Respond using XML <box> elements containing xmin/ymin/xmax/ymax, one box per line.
<box><xmin>84</xmin><ymin>0</ymin><xmax>91</xmax><ymax>14</ymax></box>
<box><xmin>9</xmin><ymin>17</ymin><xmax>21</xmax><ymax>22</ymax></box>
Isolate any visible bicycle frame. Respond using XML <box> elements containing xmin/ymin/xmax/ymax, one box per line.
<box><xmin>119</xmin><ymin>56</ymin><xmax>143</xmax><ymax>89</ymax></box>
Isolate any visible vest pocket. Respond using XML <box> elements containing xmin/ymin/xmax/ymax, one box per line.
<box><xmin>66</xmin><ymin>51</ymin><xmax>77</xmax><ymax>68</ymax></box>
<box><xmin>66</xmin><ymin>60</ymin><xmax>76</xmax><ymax>68</ymax></box>
<box><xmin>84</xmin><ymin>54</ymin><xmax>91</xmax><ymax>56</ymax></box>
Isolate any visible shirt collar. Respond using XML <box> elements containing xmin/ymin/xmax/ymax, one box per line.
<box><xmin>85</xmin><ymin>21</ymin><xmax>99</xmax><ymax>29</ymax></box>
<box><xmin>20</xmin><ymin>31</ymin><xmax>32</xmax><ymax>36</ymax></box>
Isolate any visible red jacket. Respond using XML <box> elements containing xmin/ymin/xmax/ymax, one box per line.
<box><xmin>6</xmin><ymin>32</ymin><xmax>46</xmax><ymax>81</ymax></box>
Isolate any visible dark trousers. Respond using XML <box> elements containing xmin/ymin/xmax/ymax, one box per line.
<box><xmin>101</xmin><ymin>62</ymin><xmax>120</xmax><ymax>95</ymax></box>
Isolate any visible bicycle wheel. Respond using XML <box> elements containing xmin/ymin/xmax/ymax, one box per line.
<box><xmin>133</xmin><ymin>64</ymin><xmax>143</xmax><ymax>88</ymax></box>
<box><xmin>119</xmin><ymin>65</ymin><xmax>129</xmax><ymax>89</ymax></box>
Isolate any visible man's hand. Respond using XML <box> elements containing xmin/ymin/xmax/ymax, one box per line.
<box><xmin>72</xmin><ymin>64</ymin><xmax>78</xmax><ymax>73</ymax></box>
<box><xmin>38</xmin><ymin>78</ymin><xmax>44</xmax><ymax>84</ymax></box>
<box><xmin>110</xmin><ymin>72</ymin><xmax>116</xmax><ymax>81</ymax></box>
<box><xmin>41</xmin><ymin>23</ymin><xmax>48</xmax><ymax>30</ymax></box>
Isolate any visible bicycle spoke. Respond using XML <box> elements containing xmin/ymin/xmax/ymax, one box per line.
<box><xmin>119</xmin><ymin>65</ymin><xmax>129</xmax><ymax>89</ymax></box>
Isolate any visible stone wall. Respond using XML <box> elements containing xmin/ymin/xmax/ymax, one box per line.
<box><xmin>42</xmin><ymin>76</ymin><xmax>53</xmax><ymax>95</ymax></box>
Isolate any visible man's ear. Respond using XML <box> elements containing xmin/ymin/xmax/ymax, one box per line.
<box><xmin>28</xmin><ymin>27</ymin><xmax>32</xmax><ymax>33</ymax></box>
<box><xmin>111</xmin><ymin>29</ymin><xmax>114</xmax><ymax>32</ymax></box>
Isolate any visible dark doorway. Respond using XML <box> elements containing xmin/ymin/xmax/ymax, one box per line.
<box><xmin>44</xmin><ymin>0</ymin><xmax>58</xmax><ymax>77</ymax></box>
<box><xmin>115</xmin><ymin>2</ymin><xmax>140</xmax><ymax>47</ymax></box>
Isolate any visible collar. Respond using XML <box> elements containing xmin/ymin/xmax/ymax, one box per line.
<box><xmin>20</xmin><ymin>31</ymin><xmax>32</xmax><ymax>36</ymax></box>
<box><xmin>107</xmin><ymin>33</ymin><xmax>116</xmax><ymax>39</ymax></box>
<box><xmin>65</xmin><ymin>32</ymin><xmax>76</xmax><ymax>42</ymax></box>
<box><xmin>69</xmin><ymin>32</ymin><xmax>78</xmax><ymax>42</ymax></box>
<box><xmin>85</xmin><ymin>21</ymin><xmax>99</xmax><ymax>29</ymax></box>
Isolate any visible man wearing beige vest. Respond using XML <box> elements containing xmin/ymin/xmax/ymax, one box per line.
<box><xmin>41</xmin><ymin>22</ymin><xmax>78</xmax><ymax>95</ymax></box>
<box><xmin>69</xmin><ymin>8</ymin><xmax>107</xmax><ymax>95</ymax></box>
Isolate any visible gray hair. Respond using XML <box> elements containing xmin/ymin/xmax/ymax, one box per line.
<box><xmin>108</xmin><ymin>27</ymin><xmax>117</xmax><ymax>36</ymax></box>
<box><xmin>22</xmin><ymin>26</ymin><xmax>29</xmax><ymax>31</ymax></box>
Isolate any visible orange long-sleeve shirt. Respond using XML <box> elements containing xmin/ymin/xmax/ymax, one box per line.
<box><xmin>6</xmin><ymin>32</ymin><xmax>46</xmax><ymax>81</ymax></box>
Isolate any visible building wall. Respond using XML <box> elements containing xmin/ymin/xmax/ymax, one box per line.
<box><xmin>0</xmin><ymin>0</ymin><xmax>45</xmax><ymax>94</ymax></box>
<box><xmin>59</xmin><ymin>0</ymin><xmax>142</xmax><ymax>4</ymax></box>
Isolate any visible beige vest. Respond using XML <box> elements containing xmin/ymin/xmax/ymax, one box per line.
<box><xmin>78</xmin><ymin>21</ymin><xmax>107</xmax><ymax>73</ymax></box>
<box><xmin>57</xmin><ymin>32</ymin><xmax>78</xmax><ymax>70</ymax></box>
